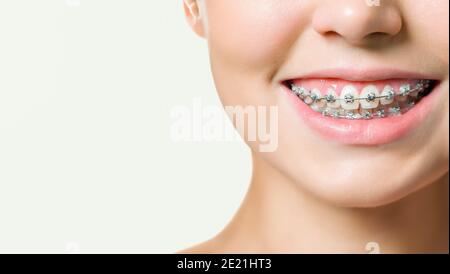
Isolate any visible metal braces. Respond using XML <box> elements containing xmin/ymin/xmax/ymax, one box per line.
<box><xmin>290</xmin><ymin>80</ymin><xmax>431</xmax><ymax>105</ymax></box>
<box><xmin>319</xmin><ymin>104</ymin><xmax>413</xmax><ymax>120</ymax></box>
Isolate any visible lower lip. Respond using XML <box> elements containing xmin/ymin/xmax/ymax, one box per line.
<box><xmin>282</xmin><ymin>84</ymin><xmax>441</xmax><ymax>146</ymax></box>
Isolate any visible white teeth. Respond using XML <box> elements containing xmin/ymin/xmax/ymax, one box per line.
<box><xmin>380</xmin><ymin>85</ymin><xmax>395</xmax><ymax>105</ymax></box>
<box><xmin>397</xmin><ymin>84</ymin><xmax>411</xmax><ymax>102</ymax></box>
<box><xmin>326</xmin><ymin>87</ymin><xmax>341</xmax><ymax>108</ymax></box>
<box><xmin>340</xmin><ymin>85</ymin><xmax>359</xmax><ymax>110</ymax></box>
<box><xmin>360</xmin><ymin>109</ymin><xmax>373</xmax><ymax>119</ymax></box>
<box><xmin>301</xmin><ymin>88</ymin><xmax>313</xmax><ymax>104</ymax></box>
<box><xmin>291</xmin><ymin>80</ymin><xmax>428</xmax><ymax>119</ymax></box>
<box><xmin>389</xmin><ymin>104</ymin><xmax>401</xmax><ymax>116</ymax></box>
<box><xmin>399</xmin><ymin>84</ymin><xmax>411</xmax><ymax>96</ymax></box>
<box><xmin>311</xmin><ymin>88</ymin><xmax>326</xmax><ymax>108</ymax></box>
<box><xmin>360</xmin><ymin>85</ymin><xmax>380</xmax><ymax>109</ymax></box>
<box><xmin>292</xmin><ymin>85</ymin><xmax>308</xmax><ymax>97</ymax></box>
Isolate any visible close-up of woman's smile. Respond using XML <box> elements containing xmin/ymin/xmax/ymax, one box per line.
<box><xmin>284</xmin><ymin>73</ymin><xmax>440</xmax><ymax>145</ymax></box>
<box><xmin>181</xmin><ymin>0</ymin><xmax>449</xmax><ymax>254</ymax></box>
<box><xmin>0</xmin><ymin>0</ymin><xmax>447</xmax><ymax>258</ymax></box>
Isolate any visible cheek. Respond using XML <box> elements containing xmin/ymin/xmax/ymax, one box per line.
<box><xmin>205</xmin><ymin>0</ymin><xmax>308</xmax><ymax>72</ymax></box>
<box><xmin>405</xmin><ymin>0</ymin><xmax>449</xmax><ymax>64</ymax></box>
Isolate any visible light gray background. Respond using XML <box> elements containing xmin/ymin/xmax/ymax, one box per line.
<box><xmin>0</xmin><ymin>0</ymin><xmax>251</xmax><ymax>253</ymax></box>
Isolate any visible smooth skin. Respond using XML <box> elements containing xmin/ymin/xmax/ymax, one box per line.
<box><xmin>181</xmin><ymin>0</ymin><xmax>449</xmax><ymax>253</ymax></box>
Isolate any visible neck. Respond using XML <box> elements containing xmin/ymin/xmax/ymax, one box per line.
<box><xmin>220</xmin><ymin>152</ymin><xmax>449</xmax><ymax>254</ymax></box>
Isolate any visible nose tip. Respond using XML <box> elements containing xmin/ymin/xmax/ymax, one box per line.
<box><xmin>312</xmin><ymin>1</ymin><xmax>403</xmax><ymax>45</ymax></box>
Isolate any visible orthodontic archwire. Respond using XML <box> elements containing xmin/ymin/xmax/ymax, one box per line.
<box><xmin>290</xmin><ymin>80</ymin><xmax>431</xmax><ymax>105</ymax></box>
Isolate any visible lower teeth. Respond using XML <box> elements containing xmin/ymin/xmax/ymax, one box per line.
<box><xmin>290</xmin><ymin>81</ymin><xmax>433</xmax><ymax>120</ymax></box>
<box><xmin>318</xmin><ymin>100</ymin><xmax>414</xmax><ymax>120</ymax></box>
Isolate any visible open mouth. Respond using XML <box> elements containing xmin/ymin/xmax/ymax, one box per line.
<box><xmin>281</xmin><ymin>74</ymin><xmax>442</xmax><ymax>145</ymax></box>
<box><xmin>285</xmin><ymin>79</ymin><xmax>438</xmax><ymax>120</ymax></box>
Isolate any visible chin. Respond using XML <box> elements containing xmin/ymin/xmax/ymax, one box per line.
<box><xmin>293</xmin><ymin>168</ymin><xmax>430</xmax><ymax>208</ymax></box>
<box><xmin>259</xmin><ymin>147</ymin><xmax>447</xmax><ymax>207</ymax></box>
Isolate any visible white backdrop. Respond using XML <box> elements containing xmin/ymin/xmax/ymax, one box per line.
<box><xmin>0</xmin><ymin>0</ymin><xmax>251</xmax><ymax>253</ymax></box>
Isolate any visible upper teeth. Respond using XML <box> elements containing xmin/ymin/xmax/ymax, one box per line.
<box><xmin>340</xmin><ymin>85</ymin><xmax>359</xmax><ymax>110</ymax></box>
<box><xmin>360</xmin><ymin>85</ymin><xmax>380</xmax><ymax>109</ymax></box>
<box><xmin>289</xmin><ymin>80</ymin><xmax>432</xmax><ymax>119</ymax></box>
<box><xmin>397</xmin><ymin>84</ymin><xmax>412</xmax><ymax>102</ymax></box>
<box><xmin>291</xmin><ymin>82</ymin><xmax>428</xmax><ymax>105</ymax></box>
<box><xmin>380</xmin><ymin>85</ymin><xmax>395</xmax><ymax>105</ymax></box>
<box><xmin>326</xmin><ymin>87</ymin><xmax>340</xmax><ymax>108</ymax></box>
<box><xmin>311</xmin><ymin>88</ymin><xmax>326</xmax><ymax>108</ymax></box>
<box><xmin>399</xmin><ymin>84</ymin><xmax>411</xmax><ymax>96</ymax></box>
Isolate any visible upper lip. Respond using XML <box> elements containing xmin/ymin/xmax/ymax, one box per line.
<box><xmin>281</xmin><ymin>68</ymin><xmax>440</xmax><ymax>82</ymax></box>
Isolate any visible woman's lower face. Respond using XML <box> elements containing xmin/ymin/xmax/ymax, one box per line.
<box><xmin>202</xmin><ymin>0</ymin><xmax>449</xmax><ymax>207</ymax></box>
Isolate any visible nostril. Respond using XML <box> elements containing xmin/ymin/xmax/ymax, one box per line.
<box><xmin>312</xmin><ymin>3</ymin><xmax>403</xmax><ymax>45</ymax></box>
